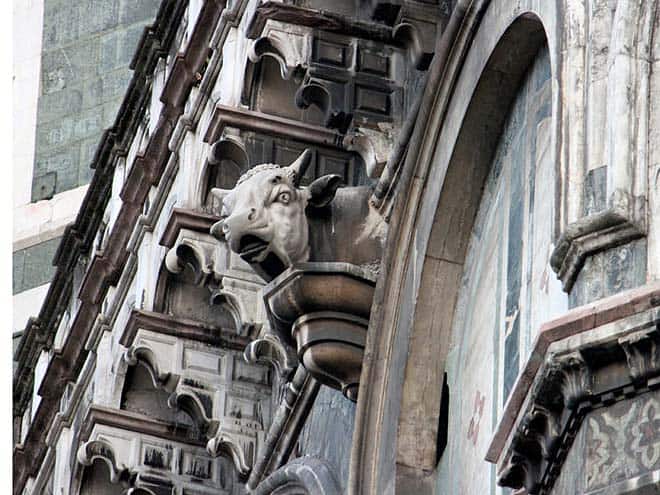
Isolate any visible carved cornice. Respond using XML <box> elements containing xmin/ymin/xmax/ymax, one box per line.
<box><xmin>80</xmin><ymin>405</ymin><xmax>207</xmax><ymax>448</ymax></box>
<box><xmin>120</xmin><ymin>309</ymin><xmax>249</xmax><ymax>351</ymax></box>
<box><xmin>487</xmin><ymin>282</ymin><xmax>660</xmax><ymax>462</ymax></box>
<box><xmin>487</xmin><ymin>285</ymin><xmax>660</xmax><ymax>494</ymax></box>
<box><xmin>120</xmin><ymin>317</ymin><xmax>269</xmax><ymax>477</ymax></box>
<box><xmin>247</xmin><ymin>2</ymin><xmax>395</xmax><ymax>43</ymax></box>
<box><xmin>203</xmin><ymin>104</ymin><xmax>344</xmax><ymax>148</ymax></box>
<box><xmin>159</xmin><ymin>208</ymin><xmax>220</xmax><ymax>249</ymax></box>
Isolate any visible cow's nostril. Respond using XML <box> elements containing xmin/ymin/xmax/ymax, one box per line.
<box><xmin>248</xmin><ymin>207</ymin><xmax>256</xmax><ymax>221</ymax></box>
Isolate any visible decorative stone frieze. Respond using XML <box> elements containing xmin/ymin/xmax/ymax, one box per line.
<box><xmin>76</xmin><ymin>409</ymin><xmax>237</xmax><ymax>494</ymax></box>
<box><xmin>119</xmin><ymin>318</ymin><xmax>271</xmax><ymax>477</ymax></box>
<box><xmin>487</xmin><ymin>286</ymin><xmax>660</xmax><ymax>494</ymax></box>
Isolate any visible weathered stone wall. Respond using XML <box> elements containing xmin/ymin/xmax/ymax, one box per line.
<box><xmin>297</xmin><ymin>387</ymin><xmax>356</xmax><ymax>492</ymax></box>
<box><xmin>435</xmin><ymin>44</ymin><xmax>567</xmax><ymax>494</ymax></box>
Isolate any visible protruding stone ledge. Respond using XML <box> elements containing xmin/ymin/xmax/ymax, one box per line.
<box><xmin>486</xmin><ymin>282</ymin><xmax>660</xmax><ymax>494</ymax></box>
<box><xmin>263</xmin><ymin>262</ymin><xmax>376</xmax><ymax>401</ymax></box>
<box><xmin>550</xmin><ymin>208</ymin><xmax>645</xmax><ymax>292</ymax></box>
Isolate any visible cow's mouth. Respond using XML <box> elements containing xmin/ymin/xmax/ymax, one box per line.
<box><xmin>239</xmin><ymin>235</ymin><xmax>270</xmax><ymax>262</ymax></box>
<box><xmin>238</xmin><ymin>234</ymin><xmax>286</xmax><ymax>282</ymax></box>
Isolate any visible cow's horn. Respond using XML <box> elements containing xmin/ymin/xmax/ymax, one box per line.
<box><xmin>289</xmin><ymin>149</ymin><xmax>313</xmax><ymax>186</ymax></box>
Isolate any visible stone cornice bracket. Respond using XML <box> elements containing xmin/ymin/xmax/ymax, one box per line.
<box><xmin>167</xmin><ymin>385</ymin><xmax>219</xmax><ymax>436</ymax></box>
<box><xmin>207</xmin><ymin>430</ymin><xmax>253</xmax><ymax>476</ymax></box>
<box><xmin>392</xmin><ymin>21</ymin><xmax>434</xmax><ymax>71</ymax></box>
<box><xmin>521</xmin><ymin>405</ymin><xmax>562</xmax><ymax>461</ymax></box>
<box><xmin>343</xmin><ymin>127</ymin><xmax>395</xmax><ymax>179</ymax></box>
<box><xmin>164</xmin><ymin>238</ymin><xmax>215</xmax><ymax>285</ymax></box>
<box><xmin>549</xmin><ymin>209</ymin><xmax>644</xmax><ymax>292</ymax></box>
<box><xmin>248</xmin><ymin>33</ymin><xmax>306</xmax><ymax>81</ymax></box>
<box><xmin>618</xmin><ymin>327</ymin><xmax>660</xmax><ymax>385</ymax></box>
<box><xmin>498</xmin><ymin>450</ymin><xmax>541</xmax><ymax>494</ymax></box>
<box><xmin>555</xmin><ymin>351</ymin><xmax>592</xmax><ymax>410</ymax></box>
<box><xmin>76</xmin><ymin>438</ymin><xmax>128</xmax><ymax>484</ymax></box>
<box><xmin>122</xmin><ymin>344</ymin><xmax>175</xmax><ymax>391</ymax></box>
<box><xmin>208</xmin><ymin>134</ymin><xmax>249</xmax><ymax>170</ymax></box>
<box><xmin>497</xmin><ymin>351</ymin><xmax>593</xmax><ymax>493</ymax></box>
<box><xmin>244</xmin><ymin>332</ymin><xmax>298</xmax><ymax>380</ymax></box>
<box><xmin>210</xmin><ymin>286</ymin><xmax>260</xmax><ymax>338</ymax></box>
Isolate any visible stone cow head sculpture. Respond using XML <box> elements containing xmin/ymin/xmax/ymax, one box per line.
<box><xmin>209</xmin><ymin>149</ymin><xmax>346</xmax><ymax>280</ymax></box>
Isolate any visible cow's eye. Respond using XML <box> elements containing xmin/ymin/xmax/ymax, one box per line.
<box><xmin>277</xmin><ymin>191</ymin><xmax>291</xmax><ymax>204</ymax></box>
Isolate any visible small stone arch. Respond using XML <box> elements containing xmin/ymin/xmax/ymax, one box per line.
<box><xmin>196</xmin><ymin>135</ymin><xmax>250</xmax><ymax>213</ymax></box>
<box><xmin>72</xmin><ymin>439</ymin><xmax>129</xmax><ymax>495</ymax></box>
<box><xmin>241</xmin><ymin>51</ymin><xmax>325</xmax><ymax>125</ymax></box>
<box><xmin>152</xmin><ymin>261</ymin><xmax>237</xmax><ymax>328</ymax></box>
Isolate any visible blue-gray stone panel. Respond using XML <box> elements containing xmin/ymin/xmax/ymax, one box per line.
<box><xmin>31</xmin><ymin>0</ymin><xmax>160</xmax><ymax>201</ymax></box>
<box><xmin>13</xmin><ymin>237</ymin><xmax>61</xmax><ymax>294</ymax></box>
<box><xmin>296</xmin><ymin>387</ymin><xmax>356</xmax><ymax>493</ymax></box>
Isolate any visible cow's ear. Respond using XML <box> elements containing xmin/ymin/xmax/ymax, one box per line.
<box><xmin>307</xmin><ymin>174</ymin><xmax>343</xmax><ymax>208</ymax></box>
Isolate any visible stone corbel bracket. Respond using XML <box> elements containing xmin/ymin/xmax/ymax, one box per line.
<box><xmin>123</xmin><ymin>341</ymin><xmax>216</xmax><ymax>430</ymax></box>
<box><xmin>165</xmin><ymin>237</ymin><xmax>217</xmax><ymax>286</ymax></box>
<box><xmin>244</xmin><ymin>330</ymin><xmax>298</xmax><ymax>380</ymax></box>
<box><xmin>122</xmin><ymin>343</ymin><xmax>177</xmax><ymax>393</ymax></box>
<box><xmin>210</xmin><ymin>278</ymin><xmax>264</xmax><ymax>339</ymax></box>
<box><xmin>294</xmin><ymin>76</ymin><xmax>353</xmax><ymax>133</ymax></box>
<box><xmin>77</xmin><ymin>438</ymin><xmax>129</xmax><ymax>485</ymax></box>
<box><xmin>167</xmin><ymin>383</ymin><xmax>220</xmax><ymax>437</ymax></box>
<box><xmin>550</xmin><ymin>209</ymin><xmax>644</xmax><ymax>292</ymax></box>
<box><xmin>207</xmin><ymin>133</ymin><xmax>250</xmax><ymax>169</ymax></box>
<box><xmin>488</xmin><ymin>289</ymin><xmax>660</xmax><ymax>494</ymax></box>
<box><xmin>619</xmin><ymin>328</ymin><xmax>660</xmax><ymax>385</ymax></box>
<box><xmin>207</xmin><ymin>420</ymin><xmax>264</xmax><ymax>477</ymax></box>
<box><xmin>248</xmin><ymin>28</ymin><xmax>308</xmax><ymax>81</ymax></box>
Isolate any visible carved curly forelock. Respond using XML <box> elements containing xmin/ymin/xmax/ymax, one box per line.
<box><xmin>236</xmin><ymin>164</ymin><xmax>296</xmax><ymax>186</ymax></box>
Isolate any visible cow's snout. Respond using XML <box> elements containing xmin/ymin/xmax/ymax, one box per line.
<box><xmin>222</xmin><ymin>207</ymin><xmax>264</xmax><ymax>252</ymax></box>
